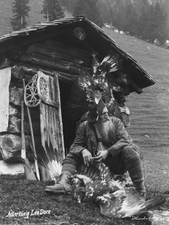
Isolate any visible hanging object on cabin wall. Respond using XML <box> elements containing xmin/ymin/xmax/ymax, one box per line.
<box><xmin>37</xmin><ymin>71</ymin><xmax>59</xmax><ymax>108</ymax></box>
<box><xmin>24</xmin><ymin>74</ymin><xmax>41</xmax><ymax>107</ymax></box>
<box><xmin>39</xmin><ymin>73</ymin><xmax>64</xmax><ymax>159</ymax></box>
<box><xmin>37</xmin><ymin>71</ymin><xmax>50</xmax><ymax>103</ymax></box>
<box><xmin>24</xmin><ymin>71</ymin><xmax>59</xmax><ymax>108</ymax></box>
<box><xmin>38</xmin><ymin>73</ymin><xmax>64</xmax><ymax>181</ymax></box>
<box><xmin>0</xmin><ymin>67</ymin><xmax>11</xmax><ymax>132</ymax></box>
<box><xmin>74</xmin><ymin>27</ymin><xmax>86</xmax><ymax>41</ymax></box>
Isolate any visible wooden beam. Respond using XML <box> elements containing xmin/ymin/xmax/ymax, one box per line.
<box><xmin>15</xmin><ymin>63</ymin><xmax>79</xmax><ymax>82</ymax></box>
<box><xmin>20</xmin><ymin>51</ymin><xmax>91</xmax><ymax>75</ymax></box>
<box><xmin>28</xmin><ymin>43</ymin><xmax>92</xmax><ymax>67</ymax></box>
<box><xmin>43</xmin><ymin>39</ymin><xmax>92</xmax><ymax>59</ymax></box>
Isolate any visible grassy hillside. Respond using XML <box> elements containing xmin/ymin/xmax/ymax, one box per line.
<box><xmin>105</xmin><ymin>28</ymin><xmax>169</xmax><ymax>150</ymax></box>
<box><xmin>104</xmin><ymin>28</ymin><xmax>169</xmax><ymax>193</ymax></box>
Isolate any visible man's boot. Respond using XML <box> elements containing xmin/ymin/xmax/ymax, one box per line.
<box><xmin>124</xmin><ymin>155</ymin><xmax>146</xmax><ymax>199</ymax></box>
<box><xmin>45</xmin><ymin>173</ymin><xmax>72</xmax><ymax>194</ymax></box>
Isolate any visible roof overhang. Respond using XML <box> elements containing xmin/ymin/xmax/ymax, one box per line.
<box><xmin>0</xmin><ymin>16</ymin><xmax>156</xmax><ymax>93</ymax></box>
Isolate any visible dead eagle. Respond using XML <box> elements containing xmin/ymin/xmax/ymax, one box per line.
<box><xmin>71</xmin><ymin>163</ymin><xmax>166</xmax><ymax>218</ymax></box>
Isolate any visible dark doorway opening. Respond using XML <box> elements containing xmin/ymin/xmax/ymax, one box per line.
<box><xmin>59</xmin><ymin>80</ymin><xmax>80</xmax><ymax>155</ymax></box>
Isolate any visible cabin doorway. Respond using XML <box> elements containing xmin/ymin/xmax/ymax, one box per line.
<box><xmin>59</xmin><ymin>79</ymin><xmax>87</xmax><ymax>155</ymax></box>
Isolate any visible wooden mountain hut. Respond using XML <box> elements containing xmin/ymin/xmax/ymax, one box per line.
<box><xmin>0</xmin><ymin>16</ymin><xmax>155</xmax><ymax>180</ymax></box>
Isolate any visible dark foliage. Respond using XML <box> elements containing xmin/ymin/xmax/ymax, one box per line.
<box><xmin>61</xmin><ymin>0</ymin><xmax>78</xmax><ymax>12</ymax></box>
<box><xmin>11</xmin><ymin>0</ymin><xmax>30</xmax><ymax>31</ymax></box>
<box><xmin>41</xmin><ymin>0</ymin><xmax>65</xmax><ymax>22</ymax></box>
<box><xmin>98</xmin><ymin>0</ymin><xmax>169</xmax><ymax>45</ymax></box>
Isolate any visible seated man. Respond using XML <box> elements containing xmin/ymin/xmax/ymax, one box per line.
<box><xmin>45</xmin><ymin>99</ymin><xmax>146</xmax><ymax>198</ymax></box>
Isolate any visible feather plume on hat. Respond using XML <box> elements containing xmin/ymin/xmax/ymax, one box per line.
<box><xmin>77</xmin><ymin>53</ymin><xmax>126</xmax><ymax>122</ymax></box>
<box><xmin>95</xmin><ymin>55</ymin><xmax>119</xmax><ymax>75</ymax></box>
<box><xmin>78</xmin><ymin>54</ymin><xmax>120</xmax><ymax>103</ymax></box>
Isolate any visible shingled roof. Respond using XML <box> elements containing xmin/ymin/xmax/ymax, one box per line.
<box><xmin>0</xmin><ymin>16</ymin><xmax>155</xmax><ymax>92</ymax></box>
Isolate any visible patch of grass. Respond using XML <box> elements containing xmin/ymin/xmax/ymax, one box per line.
<box><xmin>0</xmin><ymin>174</ymin><xmax>152</xmax><ymax>225</ymax></box>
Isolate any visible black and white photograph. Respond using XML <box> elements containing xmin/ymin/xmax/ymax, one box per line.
<box><xmin>0</xmin><ymin>0</ymin><xmax>169</xmax><ymax>224</ymax></box>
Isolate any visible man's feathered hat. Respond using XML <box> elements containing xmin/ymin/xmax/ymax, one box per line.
<box><xmin>79</xmin><ymin>53</ymin><xmax>120</xmax><ymax>122</ymax></box>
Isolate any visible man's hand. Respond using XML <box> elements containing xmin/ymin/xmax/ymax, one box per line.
<box><xmin>93</xmin><ymin>150</ymin><xmax>109</xmax><ymax>162</ymax></box>
<box><xmin>82</xmin><ymin>149</ymin><xmax>93</xmax><ymax>166</ymax></box>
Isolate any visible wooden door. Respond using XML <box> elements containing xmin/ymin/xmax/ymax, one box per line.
<box><xmin>38</xmin><ymin>71</ymin><xmax>65</xmax><ymax>164</ymax></box>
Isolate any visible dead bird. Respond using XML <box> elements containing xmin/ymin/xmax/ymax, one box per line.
<box><xmin>71</xmin><ymin>163</ymin><xmax>166</xmax><ymax>218</ymax></box>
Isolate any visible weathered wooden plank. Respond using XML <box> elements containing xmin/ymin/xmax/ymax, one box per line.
<box><xmin>17</xmin><ymin>63</ymin><xmax>78</xmax><ymax>82</ymax></box>
<box><xmin>40</xmin><ymin>74</ymin><xmax>65</xmax><ymax>163</ymax></box>
<box><xmin>57</xmin><ymin>71</ymin><xmax>78</xmax><ymax>81</ymax></box>
<box><xmin>40</xmin><ymin>102</ymin><xmax>58</xmax><ymax>151</ymax></box>
<box><xmin>54</xmin><ymin>75</ymin><xmax>65</xmax><ymax>159</ymax></box>
<box><xmin>0</xmin><ymin>67</ymin><xmax>11</xmax><ymax>132</ymax></box>
<box><xmin>20</xmin><ymin>52</ymin><xmax>92</xmax><ymax>75</ymax></box>
<box><xmin>28</xmin><ymin>43</ymin><xmax>92</xmax><ymax>67</ymax></box>
<box><xmin>43</xmin><ymin>39</ymin><xmax>92</xmax><ymax>59</ymax></box>
<box><xmin>0</xmin><ymin>28</ymin><xmax>68</xmax><ymax>57</ymax></box>
<box><xmin>37</xmin><ymin>71</ymin><xmax>59</xmax><ymax>108</ymax></box>
<box><xmin>39</xmin><ymin>165</ymin><xmax>51</xmax><ymax>181</ymax></box>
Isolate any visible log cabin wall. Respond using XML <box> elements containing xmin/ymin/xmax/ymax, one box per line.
<box><xmin>0</xmin><ymin>38</ymin><xmax>93</xmax><ymax>163</ymax></box>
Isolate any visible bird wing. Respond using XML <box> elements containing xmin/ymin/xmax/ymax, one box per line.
<box><xmin>96</xmin><ymin>187</ymin><xmax>166</xmax><ymax>218</ymax></box>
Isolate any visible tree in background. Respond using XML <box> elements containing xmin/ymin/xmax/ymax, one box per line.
<box><xmin>152</xmin><ymin>2</ymin><xmax>168</xmax><ymax>44</ymax></box>
<box><xmin>41</xmin><ymin>0</ymin><xmax>65</xmax><ymax>22</ymax></box>
<box><xmin>132</xmin><ymin>0</ymin><xmax>151</xmax><ymax>39</ymax></box>
<box><xmin>73</xmin><ymin>0</ymin><xmax>103</xmax><ymax>27</ymax></box>
<box><xmin>61</xmin><ymin>0</ymin><xmax>77</xmax><ymax>13</ymax></box>
<box><xmin>125</xmin><ymin>3</ymin><xmax>139</xmax><ymax>36</ymax></box>
<box><xmin>97</xmin><ymin>0</ymin><xmax>114</xmax><ymax>26</ymax></box>
<box><xmin>112</xmin><ymin>0</ymin><xmax>132</xmax><ymax>32</ymax></box>
<box><xmin>11</xmin><ymin>0</ymin><xmax>30</xmax><ymax>31</ymax></box>
<box><xmin>99</xmin><ymin>0</ymin><xmax>168</xmax><ymax>46</ymax></box>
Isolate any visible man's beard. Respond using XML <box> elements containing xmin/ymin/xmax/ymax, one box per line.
<box><xmin>98</xmin><ymin>118</ymin><xmax>112</xmax><ymax>143</ymax></box>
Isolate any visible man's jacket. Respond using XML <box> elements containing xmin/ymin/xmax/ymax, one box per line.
<box><xmin>69</xmin><ymin>116</ymin><xmax>134</xmax><ymax>158</ymax></box>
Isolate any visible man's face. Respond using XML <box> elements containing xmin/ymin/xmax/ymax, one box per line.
<box><xmin>99</xmin><ymin>107</ymin><xmax>109</xmax><ymax>123</ymax></box>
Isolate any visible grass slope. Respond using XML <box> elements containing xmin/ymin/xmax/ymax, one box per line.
<box><xmin>0</xmin><ymin>29</ymin><xmax>169</xmax><ymax>225</ymax></box>
<box><xmin>104</xmin><ymin>28</ymin><xmax>169</xmax><ymax>193</ymax></box>
<box><xmin>0</xmin><ymin>175</ymin><xmax>150</xmax><ymax>225</ymax></box>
